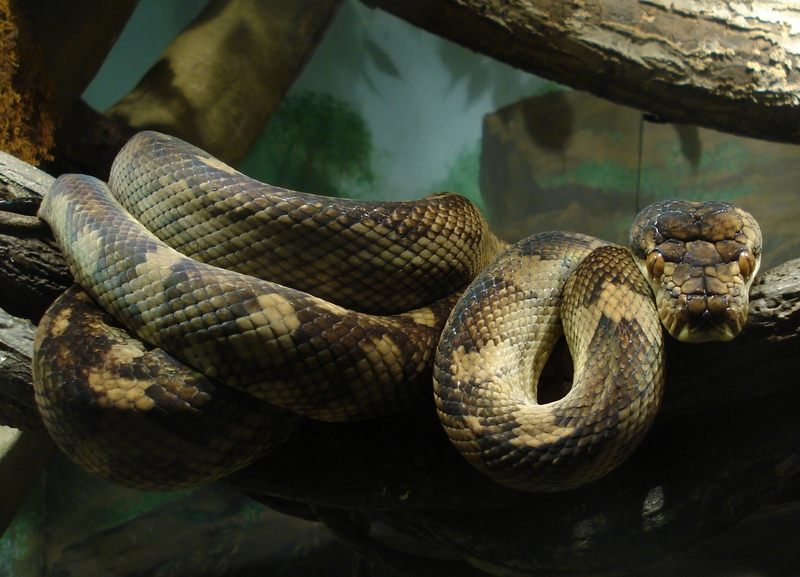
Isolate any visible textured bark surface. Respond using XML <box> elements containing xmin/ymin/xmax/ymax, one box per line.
<box><xmin>0</xmin><ymin>150</ymin><xmax>70</xmax><ymax>322</ymax></box>
<box><xmin>363</xmin><ymin>0</ymin><xmax>800</xmax><ymax>144</ymax></box>
<box><xmin>0</xmin><ymin>308</ymin><xmax>42</xmax><ymax>432</ymax></box>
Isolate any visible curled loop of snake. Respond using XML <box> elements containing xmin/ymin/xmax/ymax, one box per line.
<box><xmin>33</xmin><ymin>132</ymin><xmax>762</xmax><ymax>492</ymax></box>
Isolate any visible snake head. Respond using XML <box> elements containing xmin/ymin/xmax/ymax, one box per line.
<box><xmin>630</xmin><ymin>200</ymin><xmax>762</xmax><ymax>343</ymax></box>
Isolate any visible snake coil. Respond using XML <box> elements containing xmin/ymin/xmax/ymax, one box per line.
<box><xmin>33</xmin><ymin>131</ymin><xmax>762</xmax><ymax>491</ymax></box>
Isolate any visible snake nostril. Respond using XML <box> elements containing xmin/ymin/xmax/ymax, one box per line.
<box><xmin>690</xmin><ymin>296</ymin><xmax>731</xmax><ymax>328</ymax></box>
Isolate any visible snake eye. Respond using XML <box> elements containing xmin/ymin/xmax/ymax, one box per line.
<box><xmin>646</xmin><ymin>251</ymin><xmax>665</xmax><ymax>280</ymax></box>
<box><xmin>738</xmin><ymin>250</ymin><xmax>756</xmax><ymax>279</ymax></box>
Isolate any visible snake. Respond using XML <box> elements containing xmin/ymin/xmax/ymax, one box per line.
<box><xmin>32</xmin><ymin>131</ymin><xmax>762</xmax><ymax>492</ymax></box>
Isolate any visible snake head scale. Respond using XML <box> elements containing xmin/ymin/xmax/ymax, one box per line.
<box><xmin>630</xmin><ymin>199</ymin><xmax>762</xmax><ymax>343</ymax></box>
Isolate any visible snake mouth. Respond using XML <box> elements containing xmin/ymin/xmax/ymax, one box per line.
<box><xmin>666</xmin><ymin>295</ymin><xmax>743</xmax><ymax>343</ymax></box>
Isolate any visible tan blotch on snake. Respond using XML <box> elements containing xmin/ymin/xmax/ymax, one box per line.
<box><xmin>33</xmin><ymin>131</ymin><xmax>762</xmax><ymax>491</ymax></box>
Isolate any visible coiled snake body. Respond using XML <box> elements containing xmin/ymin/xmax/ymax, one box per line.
<box><xmin>33</xmin><ymin>132</ymin><xmax>762</xmax><ymax>491</ymax></box>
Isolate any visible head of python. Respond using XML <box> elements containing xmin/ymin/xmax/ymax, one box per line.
<box><xmin>630</xmin><ymin>199</ymin><xmax>762</xmax><ymax>343</ymax></box>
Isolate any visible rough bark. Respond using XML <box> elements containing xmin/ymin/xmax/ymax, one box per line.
<box><xmin>105</xmin><ymin>0</ymin><xmax>345</xmax><ymax>166</ymax></box>
<box><xmin>0</xmin><ymin>150</ymin><xmax>70</xmax><ymax>322</ymax></box>
<box><xmin>0</xmin><ymin>307</ymin><xmax>42</xmax><ymax>432</ymax></box>
<box><xmin>362</xmin><ymin>0</ymin><xmax>800</xmax><ymax>144</ymax></box>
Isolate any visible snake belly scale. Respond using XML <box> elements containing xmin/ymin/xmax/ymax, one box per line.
<box><xmin>33</xmin><ymin>131</ymin><xmax>762</xmax><ymax>491</ymax></box>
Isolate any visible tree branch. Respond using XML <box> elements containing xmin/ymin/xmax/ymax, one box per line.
<box><xmin>362</xmin><ymin>0</ymin><xmax>800</xmax><ymax>144</ymax></box>
<box><xmin>0</xmin><ymin>150</ymin><xmax>70</xmax><ymax>322</ymax></box>
<box><xmin>105</xmin><ymin>0</ymin><xmax>345</xmax><ymax>166</ymax></box>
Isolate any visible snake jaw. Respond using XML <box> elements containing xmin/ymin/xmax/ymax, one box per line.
<box><xmin>641</xmin><ymin>252</ymin><xmax>757</xmax><ymax>343</ymax></box>
<box><xmin>660</xmin><ymin>294</ymin><xmax>740</xmax><ymax>343</ymax></box>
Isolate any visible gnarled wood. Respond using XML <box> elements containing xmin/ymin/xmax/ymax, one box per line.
<box><xmin>0</xmin><ymin>150</ymin><xmax>71</xmax><ymax>322</ymax></box>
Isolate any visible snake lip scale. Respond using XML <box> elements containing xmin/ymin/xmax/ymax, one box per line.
<box><xmin>33</xmin><ymin>131</ymin><xmax>762</xmax><ymax>492</ymax></box>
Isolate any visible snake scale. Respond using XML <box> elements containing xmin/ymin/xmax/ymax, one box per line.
<box><xmin>33</xmin><ymin>131</ymin><xmax>762</xmax><ymax>492</ymax></box>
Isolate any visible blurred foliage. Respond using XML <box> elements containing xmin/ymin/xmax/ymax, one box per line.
<box><xmin>292</xmin><ymin>2</ymin><xmax>405</xmax><ymax>98</ymax></box>
<box><xmin>438</xmin><ymin>41</ymin><xmax>566</xmax><ymax>109</ymax></box>
<box><xmin>239</xmin><ymin>91</ymin><xmax>374</xmax><ymax>198</ymax></box>
<box><xmin>363</xmin><ymin>37</ymin><xmax>401</xmax><ymax>80</ymax></box>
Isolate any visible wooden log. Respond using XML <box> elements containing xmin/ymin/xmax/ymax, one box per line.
<box><xmin>106</xmin><ymin>0</ymin><xmax>345</xmax><ymax>166</ymax></box>
<box><xmin>362</xmin><ymin>0</ymin><xmax>800</xmax><ymax>144</ymax></box>
<box><xmin>0</xmin><ymin>150</ymin><xmax>70</xmax><ymax>322</ymax></box>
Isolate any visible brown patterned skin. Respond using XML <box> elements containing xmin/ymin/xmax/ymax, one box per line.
<box><xmin>434</xmin><ymin>205</ymin><xmax>761</xmax><ymax>491</ymax></box>
<box><xmin>33</xmin><ymin>132</ymin><xmax>762</xmax><ymax>492</ymax></box>
<box><xmin>38</xmin><ymin>175</ymin><xmax>462</xmax><ymax>423</ymax></box>
<box><xmin>35</xmin><ymin>172</ymin><xmax>468</xmax><ymax>489</ymax></box>
<box><xmin>434</xmin><ymin>237</ymin><xmax>665</xmax><ymax>491</ymax></box>
<box><xmin>108</xmin><ymin>132</ymin><xmax>506</xmax><ymax>315</ymax></box>
<box><xmin>34</xmin><ymin>286</ymin><xmax>300</xmax><ymax>490</ymax></box>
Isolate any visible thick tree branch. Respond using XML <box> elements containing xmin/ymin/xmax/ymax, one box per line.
<box><xmin>362</xmin><ymin>0</ymin><xmax>800</xmax><ymax>144</ymax></box>
<box><xmin>0</xmin><ymin>150</ymin><xmax>70</xmax><ymax>322</ymax></box>
<box><xmin>105</xmin><ymin>0</ymin><xmax>345</xmax><ymax>166</ymax></box>
<box><xmin>23</xmin><ymin>1</ymin><xmax>343</xmax><ymax>179</ymax></box>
